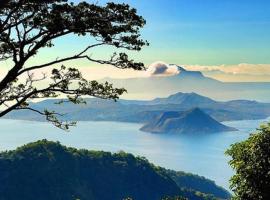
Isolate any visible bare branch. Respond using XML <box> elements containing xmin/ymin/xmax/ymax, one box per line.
<box><xmin>18</xmin><ymin>43</ymin><xmax>105</xmax><ymax>76</ymax></box>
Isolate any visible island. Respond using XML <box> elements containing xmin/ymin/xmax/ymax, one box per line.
<box><xmin>140</xmin><ymin>108</ymin><xmax>238</xmax><ymax>134</ymax></box>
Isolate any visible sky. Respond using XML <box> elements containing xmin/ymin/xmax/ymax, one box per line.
<box><xmin>1</xmin><ymin>0</ymin><xmax>270</xmax><ymax>82</ymax></box>
<box><xmin>102</xmin><ymin>0</ymin><xmax>270</xmax><ymax>65</ymax></box>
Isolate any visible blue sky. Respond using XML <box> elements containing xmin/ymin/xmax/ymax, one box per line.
<box><xmin>57</xmin><ymin>0</ymin><xmax>270</xmax><ymax>82</ymax></box>
<box><xmin>3</xmin><ymin>0</ymin><xmax>268</xmax><ymax>82</ymax></box>
<box><xmin>59</xmin><ymin>0</ymin><xmax>270</xmax><ymax>65</ymax></box>
<box><xmin>101</xmin><ymin>0</ymin><xmax>270</xmax><ymax>65</ymax></box>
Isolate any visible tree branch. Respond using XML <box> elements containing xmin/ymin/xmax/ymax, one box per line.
<box><xmin>18</xmin><ymin>43</ymin><xmax>105</xmax><ymax>76</ymax></box>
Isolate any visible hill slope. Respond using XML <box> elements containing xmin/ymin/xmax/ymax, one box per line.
<box><xmin>140</xmin><ymin>108</ymin><xmax>237</xmax><ymax>133</ymax></box>
<box><xmin>0</xmin><ymin>140</ymin><xmax>230</xmax><ymax>200</ymax></box>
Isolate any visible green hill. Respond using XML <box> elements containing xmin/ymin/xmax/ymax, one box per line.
<box><xmin>0</xmin><ymin>140</ymin><xmax>230</xmax><ymax>200</ymax></box>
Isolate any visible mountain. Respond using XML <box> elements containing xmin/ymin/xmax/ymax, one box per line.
<box><xmin>104</xmin><ymin>67</ymin><xmax>270</xmax><ymax>102</ymax></box>
<box><xmin>140</xmin><ymin>108</ymin><xmax>237</xmax><ymax>134</ymax></box>
<box><xmin>104</xmin><ymin>67</ymin><xmax>222</xmax><ymax>101</ymax></box>
<box><xmin>5</xmin><ymin>92</ymin><xmax>270</xmax><ymax>125</ymax></box>
<box><xmin>120</xmin><ymin>92</ymin><xmax>216</xmax><ymax>106</ymax></box>
<box><xmin>175</xmin><ymin>66</ymin><xmax>209</xmax><ymax>80</ymax></box>
<box><xmin>0</xmin><ymin>140</ymin><xmax>231</xmax><ymax>200</ymax></box>
<box><xmin>149</xmin><ymin>92</ymin><xmax>217</xmax><ymax>106</ymax></box>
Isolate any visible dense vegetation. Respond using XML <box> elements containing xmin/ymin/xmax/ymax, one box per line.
<box><xmin>0</xmin><ymin>140</ymin><xmax>230</xmax><ymax>200</ymax></box>
<box><xmin>165</xmin><ymin>170</ymin><xmax>231</xmax><ymax>199</ymax></box>
<box><xmin>226</xmin><ymin>123</ymin><xmax>270</xmax><ymax>200</ymax></box>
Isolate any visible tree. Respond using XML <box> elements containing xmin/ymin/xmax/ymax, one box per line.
<box><xmin>226</xmin><ymin>123</ymin><xmax>270</xmax><ymax>200</ymax></box>
<box><xmin>0</xmin><ymin>0</ymin><xmax>148</xmax><ymax>129</ymax></box>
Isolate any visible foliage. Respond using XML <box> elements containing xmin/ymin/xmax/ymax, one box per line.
<box><xmin>226</xmin><ymin>123</ymin><xmax>270</xmax><ymax>200</ymax></box>
<box><xmin>0</xmin><ymin>140</ymin><xmax>179</xmax><ymax>200</ymax></box>
<box><xmin>0</xmin><ymin>140</ymin><xmax>230</xmax><ymax>200</ymax></box>
<box><xmin>164</xmin><ymin>169</ymin><xmax>231</xmax><ymax>199</ymax></box>
<box><xmin>162</xmin><ymin>196</ymin><xmax>188</xmax><ymax>200</ymax></box>
<box><xmin>0</xmin><ymin>0</ymin><xmax>148</xmax><ymax>129</ymax></box>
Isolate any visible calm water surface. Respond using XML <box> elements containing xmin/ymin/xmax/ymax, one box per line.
<box><xmin>0</xmin><ymin>118</ymin><xmax>269</xmax><ymax>190</ymax></box>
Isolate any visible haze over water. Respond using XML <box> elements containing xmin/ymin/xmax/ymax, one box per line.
<box><xmin>0</xmin><ymin>118</ymin><xmax>269</xmax><ymax>190</ymax></box>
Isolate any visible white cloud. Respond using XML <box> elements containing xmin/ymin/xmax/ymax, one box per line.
<box><xmin>147</xmin><ymin>61</ymin><xmax>180</xmax><ymax>76</ymax></box>
<box><xmin>183</xmin><ymin>63</ymin><xmax>270</xmax><ymax>76</ymax></box>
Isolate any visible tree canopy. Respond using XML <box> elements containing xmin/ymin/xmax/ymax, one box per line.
<box><xmin>226</xmin><ymin>123</ymin><xmax>270</xmax><ymax>200</ymax></box>
<box><xmin>0</xmin><ymin>0</ymin><xmax>148</xmax><ymax>129</ymax></box>
<box><xmin>0</xmin><ymin>140</ymin><xmax>229</xmax><ymax>200</ymax></box>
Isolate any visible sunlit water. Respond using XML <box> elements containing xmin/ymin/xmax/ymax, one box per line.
<box><xmin>0</xmin><ymin>118</ymin><xmax>269</xmax><ymax>190</ymax></box>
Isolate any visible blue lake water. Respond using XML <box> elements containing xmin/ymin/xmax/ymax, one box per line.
<box><xmin>0</xmin><ymin>118</ymin><xmax>269</xmax><ymax>190</ymax></box>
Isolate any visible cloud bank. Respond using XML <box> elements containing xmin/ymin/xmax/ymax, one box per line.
<box><xmin>183</xmin><ymin>63</ymin><xmax>270</xmax><ymax>76</ymax></box>
<box><xmin>1</xmin><ymin>62</ymin><xmax>270</xmax><ymax>82</ymax></box>
<box><xmin>178</xmin><ymin>63</ymin><xmax>270</xmax><ymax>82</ymax></box>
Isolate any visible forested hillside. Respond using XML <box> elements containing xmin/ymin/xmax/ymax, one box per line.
<box><xmin>0</xmin><ymin>140</ymin><xmax>230</xmax><ymax>200</ymax></box>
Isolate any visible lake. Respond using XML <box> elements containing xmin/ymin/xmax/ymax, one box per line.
<box><xmin>0</xmin><ymin>118</ymin><xmax>269</xmax><ymax>190</ymax></box>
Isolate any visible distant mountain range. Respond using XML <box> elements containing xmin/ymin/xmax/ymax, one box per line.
<box><xmin>140</xmin><ymin>108</ymin><xmax>237</xmax><ymax>133</ymax></box>
<box><xmin>5</xmin><ymin>92</ymin><xmax>270</xmax><ymax>134</ymax></box>
<box><xmin>120</xmin><ymin>92</ymin><xmax>216</xmax><ymax>106</ymax></box>
<box><xmin>104</xmin><ymin>66</ymin><xmax>270</xmax><ymax>102</ymax></box>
